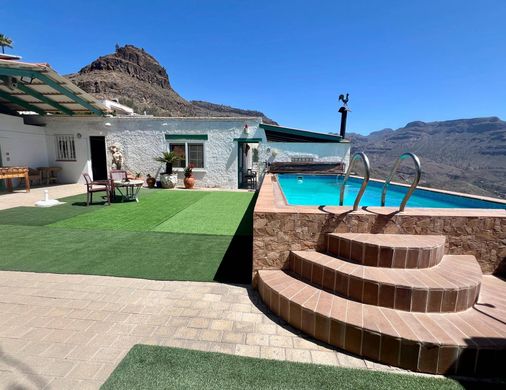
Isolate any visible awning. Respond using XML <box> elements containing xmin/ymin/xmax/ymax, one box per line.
<box><xmin>259</xmin><ymin>123</ymin><xmax>343</xmax><ymax>143</ymax></box>
<box><xmin>0</xmin><ymin>59</ymin><xmax>108</xmax><ymax>116</ymax></box>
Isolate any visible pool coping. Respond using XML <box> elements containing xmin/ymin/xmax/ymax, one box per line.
<box><xmin>256</xmin><ymin>174</ymin><xmax>506</xmax><ymax>218</ymax></box>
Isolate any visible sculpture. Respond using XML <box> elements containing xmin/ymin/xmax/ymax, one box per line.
<box><xmin>338</xmin><ymin>93</ymin><xmax>349</xmax><ymax>107</ymax></box>
<box><xmin>110</xmin><ymin>145</ymin><xmax>123</xmax><ymax>169</ymax></box>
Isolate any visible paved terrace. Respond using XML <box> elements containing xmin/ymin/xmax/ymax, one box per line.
<box><xmin>0</xmin><ymin>271</ymin><xmax>407</xmax><ymax>389</ymax></box>
<box><xmin>0</xmin><ymin>184</ymin><xmax>85</xmax><ymax>210</ymax></box>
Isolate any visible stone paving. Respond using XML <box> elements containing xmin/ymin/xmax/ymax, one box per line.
<box><xmin>0</xmin><ymin>271</ymin><xmax>405</xmax><ymax>389</ymax></box>
<box><xmin>0</xmin><ymin>184</ymin><xmax>85</xmax><ymax>210</ymax></box>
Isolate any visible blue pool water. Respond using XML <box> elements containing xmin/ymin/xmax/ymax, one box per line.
<box><xmin>277</xmin><ymin>174</ymin><xmax>506</xmax><ymax>209</ymax></box>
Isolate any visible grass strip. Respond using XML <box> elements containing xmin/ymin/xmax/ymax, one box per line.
<box><xmin>0</xmin><ymin>225</ymin><xmax>234</xmax><ymax>281</ymax></box>
<box><xmin>101</xmin><ymin>345</ymin><xmax>464</xmax><ymax>390</ymax></box>
<box><xmin>49</xmin><ymin>190</ymin><xmax>209</xmax><ymax>231</ymax></box>
<box><xmin>153</xmin><ymin>191</ymin><xmax>254</xmax><ymax>235</ymax></box>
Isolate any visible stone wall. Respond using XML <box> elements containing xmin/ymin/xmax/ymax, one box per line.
<box><xmin>253</xmin><ymin>175</ymin><xmax>506</xmax><ymax>278</ymax></box>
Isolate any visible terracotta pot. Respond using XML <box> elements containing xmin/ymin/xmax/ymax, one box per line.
<box><xmin>146</xmin><ymin>177</ymin><xmax>156</xmax><ymax>188</ymax></box>
<box><xmin>184</xmin><ymin>176</ymin><xmax>195</xmax><ymax>189</ymax></box>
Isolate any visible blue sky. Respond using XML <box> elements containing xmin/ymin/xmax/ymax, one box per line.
<box><xmin>1</xmin><ymin>1</ymin><xmax>505</xmax><ymax>134</ymax></box>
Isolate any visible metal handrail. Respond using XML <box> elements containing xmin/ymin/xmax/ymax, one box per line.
<box><xmin>381</xmin><ymin>152</ymin><xmax>422</xmax><ymax>211</ymax></box>
<box><xmin>339</xmin><ymin>152</ymin><xmax>371</xmax><ymax>211</ymax></box>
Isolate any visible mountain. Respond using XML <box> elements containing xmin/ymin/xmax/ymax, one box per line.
<box><xmin>66</xmin><ymin>45</ymin><xmax>277</xmax><ymax>124</ymax></box>
<box><xmin>348</xmin><ymin>117</ymin><xmax>506</xmax><ymax>199</ymax></box>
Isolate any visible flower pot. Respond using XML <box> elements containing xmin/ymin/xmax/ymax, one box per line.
<box><xmin>184</xmin><ymin>176</ymin><xmax>195</xmax><ymax>189</ymax></box>
<box><xmin>160</xmin><ymin>173</ymin><xmax>178</xmax><ymax>189</ymax></box>
<box><xmin>146</xmin><ymin>176</ymin><xmax>156</xmax><ymax>188</ymax></box>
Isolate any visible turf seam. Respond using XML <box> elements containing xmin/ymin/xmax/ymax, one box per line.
<box><xmin>149</xmin><ymin>192</ymin><xmax>211</xmax><ymax>231</ymax></box>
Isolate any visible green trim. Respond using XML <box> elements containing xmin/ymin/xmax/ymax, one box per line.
<box><xmin>0</xmin><ymin>89</ymin><xmax>46</xmax><ymax>115</ymax></box>
<box><xmin>165</xmin><ymin>134</ymin><xmax>208</xmax><ymax>140</ymax></box>
<box><xmin>16</xmin><ymin>83</ymin><xmax>74</xmax><ymax>116</ymax></box>
<box><xmin>0</xmin><ymin>67</ymin><xmax>103</xmax><ymax>116</ymax></box>
<box><xmin>233</xmin><ymin>138</ymin><xmax>262</xmax><ymax>143</ymax></box>
<box><xmin>35</xmin><ymin>72</ymin><xmax>103</xmax><ymax>116</ymax></box>
<box><xmin>259</xmin><ymin>123</ymin><xmax>342</xmax><ymax>142</ymax></box>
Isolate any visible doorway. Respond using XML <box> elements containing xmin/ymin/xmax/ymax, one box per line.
<box><xmin>89</xmin><ymin>136</ymin><xmax>107</xmax><ymax>180</ymax></box>
<box><xmin>237</xmin><ymin>141</ymin><xmax>260</xmax><ymax>189</ymax></box>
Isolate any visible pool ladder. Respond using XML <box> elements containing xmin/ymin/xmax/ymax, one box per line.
<box><xmin>339</xmin><ymin>152</ymin><xmax>371</xmax><ymax>211</ymax></box>
<box><xmin>339</xmin><ymin>152</ymin><xmax>422</xmax><ymax>211</ymax></box>
<box><xmin>381</xmin><ymin>152</ymin><xmax>421</xmax><ymax>211</ymax></box>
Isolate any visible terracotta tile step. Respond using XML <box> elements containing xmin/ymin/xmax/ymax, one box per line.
<box><xmin>290</xmin><ymin>251</ymin><xmax>482</xmax><ymax>313</ymax></box>
<box><xmin>258</xmin><ymin>270</ymin><xmax>506</xmax><ymax>376</ymax></box>
<box><xmin>327</xmin><ymin>233</ymin><xmax>446</xmax><ymax>269</ymax></box>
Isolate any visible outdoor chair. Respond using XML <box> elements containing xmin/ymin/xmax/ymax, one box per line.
<box><xmin>244</xmin><ymin>169</ymin><xmax>257</xmax><ymax>189</ymax></box>
<box><xmin>109</xmin><ymin>170</ymin><xmax>128</xmax><ymax>199</ymax></box>
<box><xmin>83</xmin><ymin>173</ymin><xmax>111</xmax><ymax>206</ymax></box>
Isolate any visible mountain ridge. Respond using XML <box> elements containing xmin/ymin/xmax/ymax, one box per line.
<box><xmin>348</xmin><ymin>116</ymin><xmax>506</xmax><ymax>198</ymax></box>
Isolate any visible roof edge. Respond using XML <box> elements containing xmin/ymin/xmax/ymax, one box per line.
<box><xmin>259</xmin><ymin>123</ymin><xmax>343</xmax><ymax>142</ymax></box>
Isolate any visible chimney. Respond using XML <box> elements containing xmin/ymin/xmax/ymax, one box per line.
<box><xmin>338</xmin><ymin>106</ymin><xmax>349</xmax><ymax>139</ymax></box>
<box><xmin>338</xmin><ymin>93</ymin><xmax>350</xmax><ymax>139</ymax></box>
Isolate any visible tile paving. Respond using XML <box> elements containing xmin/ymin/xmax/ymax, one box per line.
<box><xmin>0</xmin><ymin>270</ymin><xmax>406</xmax><ymax>389</ymax></box>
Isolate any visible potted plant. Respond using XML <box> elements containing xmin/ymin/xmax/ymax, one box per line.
<box><xmin>146</xmin><ymin>174</ymin><xmax>156</xmax><ymax>188</ymax></box>
<box><xmin>154</xmin><ymin>151</ymin><xmax>180</xmax><ymax>175</ymax></box>
<box><xmin>184</xmin><ymin>163</ymin><xmax>196</xmax><ymax>189</ymax></box>
<box><xmin>154</xmin><ymin>151</ymin><xmax>180</xmax><ymax>189</ymax></box>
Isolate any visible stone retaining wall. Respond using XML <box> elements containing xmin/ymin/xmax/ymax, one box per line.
<box><xmin>253</xmin><ymin>175</ymin><xmax>506</xmax><ymax>280</ymax></box>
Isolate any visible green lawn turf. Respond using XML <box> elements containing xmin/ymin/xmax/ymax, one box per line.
<box><xmin>153</xmin><ymin>192</ymin><xmax>255</xmax><ymax>235</ymax></box>
<box><xmin>101</xmin><ymin>345</ymin><xmax>464</xmax><ymax>390</ymax></box>
<box><xmin>0</xmin><ymin>190</ymin><xmax>255</xmax><ymax>283</ymax></box>
<box><xmin>0</xmin><ymin>194</ymin><xmax>97</xmax><ymax>226</ymax></box>
<box><xmin>49</xmin><ymin>190</ymin><xmax>211</xmax><ymax>232</ymax></box>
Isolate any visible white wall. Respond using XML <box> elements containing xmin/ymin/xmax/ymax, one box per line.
<box><xmin>31</xmin><ymin>115</ymin><xmax>352</xmax><ymax>188</ymax></box>
<box><xmin>258</xmin><ymin>142</ymin><xmax>351</xmax><ymax>168</ymax></box>
<box><xmin>43</xmin><ymin>116</ymin><xmax>263</xmax><ymax>188</ymax></box>
<box><xmin>0</xmin><ymin>113</ymin><xmax>49</xmax><ymax>170</ymax></box>
<box><xmin>43</xmin><ymin>117</ymin><xmax>104</xmax><ymax>183</ymax></box>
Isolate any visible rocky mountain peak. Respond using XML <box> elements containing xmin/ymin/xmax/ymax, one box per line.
<box><xmin>78</xmin><ymin>45</ymin><xmax>170</xmax><ymax>89</ymax></box>
<box><xmin>67</xmin><ymin>44</ymin><xmax>277</xmax><ymax>122</ymax></box>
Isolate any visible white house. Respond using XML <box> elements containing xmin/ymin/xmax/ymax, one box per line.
<box><xmin>0</xmin><ymin>59</ymin><xmax>350</xmax><ymax>190</ymax></box>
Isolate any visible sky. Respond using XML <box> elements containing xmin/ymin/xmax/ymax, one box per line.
<box><xmin>1</xmin><ymin>0</ymin><xmax>506</xmax><ymax>135</ymax></box>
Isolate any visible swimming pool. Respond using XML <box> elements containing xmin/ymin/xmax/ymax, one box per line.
<box><xmin>277</xmin><ymin>174</ymin><xmax>506</xmax><ymax>209</ymax></box>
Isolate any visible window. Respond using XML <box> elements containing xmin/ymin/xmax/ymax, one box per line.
<box><xmin>291</xmin><ymin>156</ymin><xmax>314</xmax><ymax>163</ymax></box>
<box><xmin>168</xmin><ymin>142</ymin><xmax>205</xmax><ymax>168</ymax></box>
<box><xmin>189</xmin><ymin>144</ymin><xmax>204</xmax><ymax>168</ymax></box>
<box><xmin>169</xmin><ymin>143</ymin><xmax>186</xmax><ymax>167</ymax></box>
<box><xmin>55</xmin><ymin>135</ymin><xmax>76</xmax><ymax>161</ymax></box>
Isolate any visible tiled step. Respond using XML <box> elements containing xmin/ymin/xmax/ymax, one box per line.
<box><xmin>290</xmin><ymin>251</ymin><xmax>482</xmax><ymax>312</ymax></box>
<box><xmin>258</xmin><ymin>270</ymin><xmax>506</xmax><ymax>376</ymax></box>
<box><xmin>327</xmin><ymin>233</ymin><xmax>446</xmax><ymax>269</ymax></box>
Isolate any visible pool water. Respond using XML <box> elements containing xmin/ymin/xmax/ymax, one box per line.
<box><xmin>277</xmin><ymin>174</ymin><xmax>506</xmax><ymax>209</ymax></box>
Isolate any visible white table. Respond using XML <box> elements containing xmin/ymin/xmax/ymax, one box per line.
<box><xmin>113</xmin><ymin>179</ymin><xmax>143</xmax><ymax>202</ymax></box>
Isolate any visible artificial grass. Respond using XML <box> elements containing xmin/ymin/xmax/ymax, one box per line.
<box><xmin>49</xmin><ymin>190</ymin><xmax>210</xmax><ymax>232</ymax></box>
<box><xmin>0</xmin><ymin>225</ymin><xmax>235</xmax><ymax>281</ymax></box>
<box><xmin>153</xmin><ymin>192</ymin><xmax>255</xmax><ymax>235</ymax></box>
<box><xmin>0</xmin><ymin>194</ymin><xmax>96</xmax><ymax>226</ymax></box>
<box><xmin>101</xmin><ymin>345</ymin><xmax>464</xmax><ymax>390</ymax></box>
<box><xmin>0</xmin><ymin>190</ymin><xmax>256</xmax><ymax>282</ymax></box>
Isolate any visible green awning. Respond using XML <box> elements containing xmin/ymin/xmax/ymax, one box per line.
<box><xmin>233</xmin><ymin>138</ymin><xmax>262</xmax><ymax>143</ymax></box>
<box><xmin>165</xmin><ymin>134</ymin><xmax>208</xmax><ymax>140</ymax></box>
<box><xmin>260</xmin><ymin>123</ymin><xmax>342</xmax><ymax>143</ymax></box>
<box><xmin>0</xmin><ymin>59</ymin><xmax>108</xmax><ymax>116</ymax></box>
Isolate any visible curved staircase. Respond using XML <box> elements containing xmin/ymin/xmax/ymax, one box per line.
<box><xmin>258</xmin><ymin>233</ymin><xmax>506</xmax><ymax>376</ymax></box>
